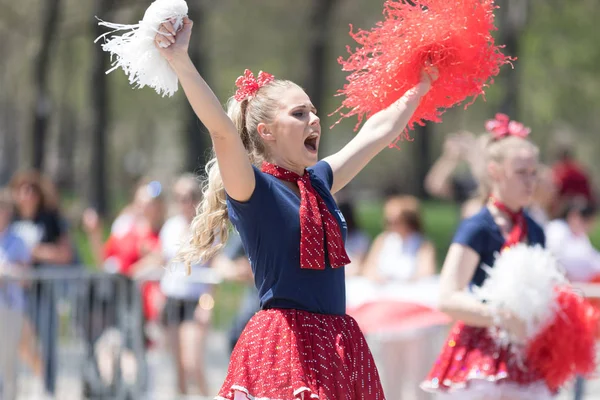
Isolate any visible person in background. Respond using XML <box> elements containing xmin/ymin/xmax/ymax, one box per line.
<box><xmin>9</xmin><ymin>170</ymin><xmax>74</xmax><ymax>396</ymax></box>
<box><xmin>425</xmin><ymin>131</ymin><xmax>483</xmax><ymax>219</ymax></box>
<box><xmin>109</xmin><ymin>177</ymin><xmax>155</xmax><ymax>238</ymax></box>
<box><xmin>0</xmin><ymin>189</ymin><xmax>31</xmax><ymax>400</ymax></box>
<box><xmin>545</xmin><ymin>197</ymin><xmax>599</xmax><ymax>400</ymax></box>
<box><xmin>160</xmin><ymin>174</ymin><xmax>212</xmax><ymax>396</ymax></box>
<box><xmin>421</xmin><ymin>116</ymin><xmax>551</xmax><ymax>399</ymax></box>
<box><xmin>9</xmin><ymin>171</ymin><xmax>73</xmax><ymax>266</ymax></box>
<box><xmin>546</xmin><ymin>198</ymin><xmax>600</xmax><ymax>282</ymax></box>
<box><xmin>528</xmin><ymin>164</ymin><xmax>557</xmax><ymax>228</ymax></box>
<box><xmin>362</xmin><ymin>195</ymin><xmax>436</xmax><ymax>283</ymax></box>
<box><xmin>85</xmin><ymin>180</ymin><xmax>166</xmax><ymax>322</ymax></box>
<box><xmin>337</xmin><ymin>199</ymin><xmax>370</xmax><ymax>276</ymax></box>
<box><xmin>82</xmin><ymin>180</ymin><xmax>166</xmax><ymax>390</ymax></box>
<box><xmin>551</xmin><ymin>143</ymin><xmax>594</xmax><ymax>212</ymax></box>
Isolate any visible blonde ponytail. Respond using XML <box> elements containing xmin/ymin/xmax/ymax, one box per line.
<box><xmin>177</xmin><ymin>155</ymin><xmax>229</xmax><ymax>273</ymax></box>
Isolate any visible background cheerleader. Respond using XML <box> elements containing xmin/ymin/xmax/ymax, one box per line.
<box><xmin>420</xmin><ymin>115</ymin><xmax>551</xmax><ymax>399</ymax></box>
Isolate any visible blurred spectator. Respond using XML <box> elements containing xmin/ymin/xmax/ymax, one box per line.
<box><xmin>9</xmin><ymin>171</ymin><xmax>74</xmax><ymax>266</ymax></box>
<box><xmin>82</xmin><ymin>180</ymin><xmax>166</xmax><ymax>391</ymax></box>
<box><xmin>9</xmin><ymin>170</ymin><xmax>74</xmax><ymax>396</ymax></box>
<box><xmin>425</xmin><ymin>132</ymin><xmax>483</xmax><ymax>219</ymax></box>
<box><xmin>84</xmin><ymin>180</ymin><xmax>165</xmax><ymax>277</ymax></box>
<box><xmin>109</xmin><ymin>177</ymin><xmax>154</xmax><ymax>238</ymax></box>
<box><xmin>84</xmin><ymin>179</ymin><xmax>166</xmax><ymax>322</ymax></box>
<box><xmin>159</xmin><ymin>174</ymin><xmax>212</xmax><ymax>396</ymax></box>
<box><xmin>0</xmin><ymin>189</ymin><xmax>31</xmax><ymax>400</ymax></box>
<box><xmin>546</xmin><ymin>198</ymin><xmax>600</xmax><ymax>283</ymax></box>
<box><xmin>337</xmin><ymin>200</ymin><xmax>370</xmax><ymax>276</ymax></box>
<box><xmin>528</xmin><ymin>164</ymin><xmax>557</xmax><ymax>227</ymax></box>
<box><xmin>551</xmin><ymin>143</ymin><xmax>594</xmax><ymax>213</ymax></box>
<box><xmin>545</xmin><ymin>197</ymin><xmax>599</xmax><ymax>400</ymax></box>
<box><xmin>362</xmin><ymin>195</ymin><xmax>436</xmax><ymax>283</ymax></box>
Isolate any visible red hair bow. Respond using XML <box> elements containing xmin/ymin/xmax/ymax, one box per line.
<box><xmin>485</xmin><ymin>113</ymin><xmax>531</xmax><ymax>140</ymax></box>
<box><xmin>234</xmin><ymin>69</ymin><xmax>275</xmax><ymax>102</ymax></box>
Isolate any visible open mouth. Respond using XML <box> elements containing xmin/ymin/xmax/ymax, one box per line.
<box><xmin>304</xmin><ymin>133</ymin><xmax>319</xmax><ymax>153</ymax></box>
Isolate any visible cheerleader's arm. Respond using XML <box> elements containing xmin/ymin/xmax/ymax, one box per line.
<box><xmin>438</xmin><ymin>243</ymin><xmax>526</xmax><ymax>339</ymax></box>
<box><xmin>155</xmin><ymin>19</ymin><xmax>255</xmax><ymax>202</ymax></box>
<box><xmin>324</xmin><ymin>68</ymin><xmax>437</xmax><ymax>195</ymax></box>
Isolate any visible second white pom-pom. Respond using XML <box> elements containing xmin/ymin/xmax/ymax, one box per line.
<box><xmin>473</xmin><ymin>244</ymin><xmax>567</xmax><ymax>340</ymax></box>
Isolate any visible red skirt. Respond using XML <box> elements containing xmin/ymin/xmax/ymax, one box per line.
<box><xmin>421</xmin><ymin>322</ymin><xmax>550</xmax><ymax>396</ymax></box>
<box><xmin>216</xmin><ymin>308</ymin><xmax>385</xmax><ymax>400</ymax></box>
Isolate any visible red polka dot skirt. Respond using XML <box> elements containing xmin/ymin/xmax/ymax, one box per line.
<box><xmin>216</xmin><ymin>309</ymin><xmax>385</xmax><ymax>400</ymax></box>
<box><xmin>421</xmin><ymin>322</ymin><xmax>549</xmax><ymax>395</ymax></box>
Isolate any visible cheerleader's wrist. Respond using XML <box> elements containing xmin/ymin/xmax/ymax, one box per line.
<box><xmin>168</xmin><ymin>53</ymin><xmax>194</xmax><ymax>72</ymax></box>
<box><xmin>488</xmin><ymin>306</ymin><xmax>505</xmax><ymax>328</ymax></box>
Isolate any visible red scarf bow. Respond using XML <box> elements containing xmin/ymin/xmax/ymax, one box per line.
<box><xmin>261</xmin><ymin>162</ymin><xmax>350</xmax><ymax>270</ymax></box>
<box><xmin>491</xmin><ymin>197</ymin><xmax>528</xmax><ymax>249</ymax></box>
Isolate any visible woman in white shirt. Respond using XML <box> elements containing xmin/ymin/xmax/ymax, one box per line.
<box><xmin>160</xmin><ymin>174</ymin><xmax>213</xmax><ymax>396</ymax></box>
<box><xmin>362</xmin><ymin>195</ymin><xmax>436</xmax><ymax>283</ymax></box>
<box><xmin>545</xmin><ymin>198</ymin><xmax>599</xmax><ymax>282</ymax></box>
<box><xmin>346</xmin><ymin>195</ymin><xmax>438</xmax><ymax>310</ymax></box>
<box><xmin>545</xmin><ymin>197</ymin><xmax>598</xmax><ymax>400</ymax></box>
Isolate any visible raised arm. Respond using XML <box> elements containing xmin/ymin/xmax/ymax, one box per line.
<box><xmin>156</xmin><ymin>18</ymin><xmax>255</xmax><ymax>201</ymax></box>
<box><xmin>324</xmin><ymin>69</ymin><xmax>436</xmax><ymax>194</ymax></box>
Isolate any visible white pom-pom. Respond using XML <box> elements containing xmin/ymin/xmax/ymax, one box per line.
<box><xmin>94</xmin><ymin>0</ymin><xmax>188</xmax><ymax>97</ymax></box>
<box><xmin>473</xmin><ymin>244</ymin><xmax>567</xmax><ymax>340</ymax></box>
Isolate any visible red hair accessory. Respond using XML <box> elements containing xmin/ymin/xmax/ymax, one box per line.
<box><xmin>234</xmin><ymin>69</ymin><xmax>275</xmax><ymax>102</ymax></box>
<box><xmin>485</xmin><ymin>113</ymin><xmax>531</xmax><ymax>140</ymax></box>
<box><xmin>333</xmin><ymin>0</ymin><xmax>512</xmax><ymax>148</ymax></box>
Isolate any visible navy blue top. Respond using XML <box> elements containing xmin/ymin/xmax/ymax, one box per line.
<box><xmin>453</xmin><ymin>207</ymin><xmax>546</xmax><ymax>287</ymax></box>
<box><xmin>226</xmin><ymin>161</ymin><xmax>348</xmax><ymax>315</ymax></box>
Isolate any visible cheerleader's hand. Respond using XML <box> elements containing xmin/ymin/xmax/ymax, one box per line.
<box><xmin>408</xmin><ymin>64</ymin><xmax>439</xmax><ymax>98</ymax></box>
<box><xmin>155</xmin><ymin>16</ymin><xmax>193</xmax><ymax>62</ymax></box>
<box><xmin>498</xmin><ymin>310</ymin><xmax>528</xmax><ymax>343</ymax></box>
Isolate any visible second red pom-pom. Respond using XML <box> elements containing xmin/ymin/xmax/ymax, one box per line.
<box><xmin>333</xmin><ymin>0</ymin><xmax>512</xmax><ymax>147</ymax></box>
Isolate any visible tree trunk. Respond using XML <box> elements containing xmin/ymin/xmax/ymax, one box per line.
<box><xmin>56</xmin><ymin>104</ymin><xmax>77</xmax><ymax>190</ymax></box>
<box><xmin>55</xmin><ymin>38</ymin><xmax>77</xmax><ymax>191</ymax></box>
<box><xmin>498</xmin><ymin>0</ymin><xmax>530</xmax><ymax>119</ymax></box>
<box><xmin>31</xmin><ymin>0</ymin><xmax>62</xmax><ymax>171</ymax></box>
<box><xmin>414</xmin><ymin>124</ymin><xmax>431</xmax><ymax>198</ymax></box>
<box><xmin>184</xmin><ymin>0</ymin><xmax>210</xmax><ymax>173</ymax></box>
<box><xmin>89</xmin><ymin>0</ymin><xmax>112</xmax><ymax>216</ymax></box>
<box><xmin>0</xmin><ymin>101</ymin><xmax>19</xmax><ymax>185</ymax></box>
<box><xmin>0</xmin><ymin>34</ymin><xmax>18</xmax><ymax>184</ymax></box>
<box><xmin>304</xmin><ymin>0</ymin><xmax>339</xmax><ymax>114</ymax></box>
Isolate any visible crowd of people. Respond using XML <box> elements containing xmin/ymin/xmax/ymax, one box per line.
<box><xmin>0</xmin><ymin>131</ymin><xmax>597</xmax><ymax>400</ymax></box>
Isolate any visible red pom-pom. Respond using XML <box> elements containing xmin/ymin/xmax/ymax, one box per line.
<box><xmin>333</xmin><ymin>0</ymin><xmax>512</xmax><ymax>147</ymax></box>
<box><xmin>526</xmin><ymin>287</ymin><xmax>598</xmax><ymax>392</ymax></box>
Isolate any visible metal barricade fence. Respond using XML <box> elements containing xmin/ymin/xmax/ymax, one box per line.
<box><xmin>0</xmin><ymin>267</ymin><xmax>228</xmax><ymax>400</ymax></box>
<box><xmin>0</xmin><ymin>268</ymin><xmax>146</xmax><ymax>399</ymax></box>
